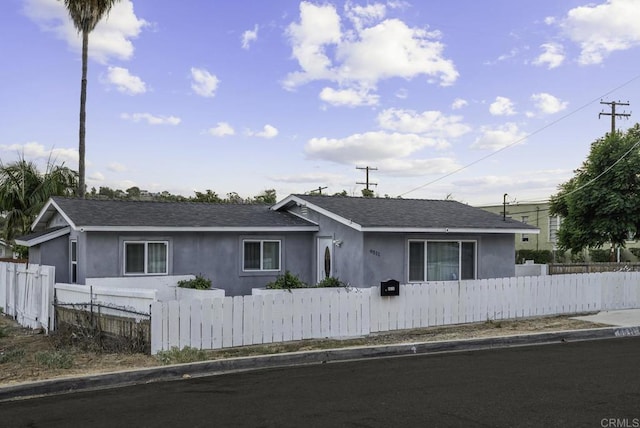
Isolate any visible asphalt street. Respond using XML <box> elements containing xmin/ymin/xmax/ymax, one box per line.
<box><xmin>2</xmin><ymin>336</ymin><xmax>640</xmax><ymax>428</ymax></box>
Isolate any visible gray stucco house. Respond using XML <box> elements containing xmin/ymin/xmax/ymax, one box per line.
<box><xmin>16</xmin><ymin>194</ymin><xmax>538</xmax><ymax>296</ymax></box>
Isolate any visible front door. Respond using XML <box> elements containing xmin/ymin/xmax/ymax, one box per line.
<box><xmin>317</xmin><ymin>237</ymin><xmax>333</xmax><ymax>283</ymax></box>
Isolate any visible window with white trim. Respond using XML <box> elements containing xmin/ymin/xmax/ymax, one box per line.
<box><xmin>124</xmin><ymin>241</ymin><xmax>168</xmax><ymax>275</ymax></box>
<box><xmin>243</xmin><ymin>240</ymin><xmax>280</xmax><ymax>271</ymax></box>
<box><xmin>70</xmin><ymin>239</ymin><xmax>78</xmax><ymax>284</ymax></box>
<box><xmin>408</xmin><ymin>240</ymin><xmax>476</xmax><ymax>282</ymax></box>
<box><xmin>521</xmin><ymin>216</ymin><xmax>529</xmax><ymax>242</ymax></box>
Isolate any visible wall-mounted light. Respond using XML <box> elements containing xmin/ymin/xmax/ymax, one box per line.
<box><xmin>332</xmin><ymin>239</ymin><xmax>343</xmax><ymax>247</ymax></box>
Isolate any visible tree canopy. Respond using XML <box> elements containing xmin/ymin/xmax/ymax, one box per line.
<box><xmin>0</xmin><ymin>159</ymin><xmax>77</xmax><ymax>242</ymax></box>
<box><xmin>549</xmin><ymin>124</ymin><xmax>640</xmax><ymax>253</ymax></box>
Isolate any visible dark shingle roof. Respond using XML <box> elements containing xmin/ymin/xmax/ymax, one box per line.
<box><xmin>47</xmin><ymin>197</ymin><xmax>315</xmax><ymax>229</ymax></box>
<box><xmin>291</xmin><ymin>194</ymin><xmax>538</xmax><ymax>231</ymax></box>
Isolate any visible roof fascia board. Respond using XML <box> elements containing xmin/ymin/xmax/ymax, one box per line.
<box><xmin>78</xmin><ymin>226</ymin><xmax>319</xmax><ymax>232</ymax></box>
<box><xmin>15</xmin><ymin>227</ymin><xmax>71</xmax><ymax>247</ymax></box>
<box><xmin>360</xmin><ymin>227</ymin><xmax>540</xmax><ymax>234</ymax></box>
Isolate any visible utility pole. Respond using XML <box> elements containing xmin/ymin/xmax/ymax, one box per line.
<box><xmin>356</xmin><ymin>166</ymin><xmax>377</xmax><ymax>191</ymax></box>
<box><xmin>599</xmin><ymin>100</ymin><xmax>631</xmax><ymax>135</ymax></box>
<box><xmin>308</xmin><ymin>186</ymin><xmax>327</xmax><ymax>195</ymax></box>
<box><xmin>503</xmin><ymin>193</ymin><xmax>508</xmax><ymax>221</ymax></box>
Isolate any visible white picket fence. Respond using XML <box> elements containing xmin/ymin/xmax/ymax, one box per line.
<box><xmin>0</xmin><ymin>262</ymin><xmax>55</xmax><ymax>332</ymax></box>
<box><xmin>150</xmin><ymin>272</ymin><xmax>640</xmax><ymax>354</ymax></box>
<box><xmin>55</xmin><ymin>283</ymin><xmax>157</xmax><ymax>320</ymax></box>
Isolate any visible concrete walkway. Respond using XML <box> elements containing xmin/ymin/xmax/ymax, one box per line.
<box><xmin>572</xmin><ymin>308</ymin><xmax>640</xmax><ymax>326</ymax></box>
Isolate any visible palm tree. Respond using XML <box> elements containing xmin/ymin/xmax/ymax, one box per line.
<box><xmin>60</xmin><ymin>0</ymin><xmax>120</xmax><ymax>198</ymax></box>
<box><xmin>0</xmin><ymin>158</ymin><xmax>77</xmax><ymax>243</ymax></box>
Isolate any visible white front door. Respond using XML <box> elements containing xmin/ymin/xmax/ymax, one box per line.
<box><xmin>317</xmin><ymin>237</ymin><xmax>333</xmax><ymax>283</ymax></box>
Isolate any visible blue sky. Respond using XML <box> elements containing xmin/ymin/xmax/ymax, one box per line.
<box><xmin>2</xmin><ymin>0</ymin><xmax>639</xmax><ymax>206</ymax></box>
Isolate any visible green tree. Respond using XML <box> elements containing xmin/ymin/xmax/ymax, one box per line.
<box><xmin>253</xmin><ymin>189</ymin><xmax>277</xmax><ymax>204</ymax></box>
<box><xmin>60</xmin><ymin>0</ymin><xmax>121</xmax><ymax>198</ymax></box>
<box><xmin>0</xmin><ymin>158</ymin><xmax>77</xmax><ymax>242</ymax></box>
<box><xmin>361</xmin><ymin>188</ymin><xmax>375</xmax><ymax>198</ymax></box>
<box><xmin>192</xmin><ymin>190</ymin><xmax>222</xmax><ymax>203</ymax></box>
<box><xmin>549</xmin><ymin>124</ymin><xmax>640</xmax><ymax>254</ymax></box>
<box><xmin>126</xmin><ymin>186</ymin><xmax>141</xmax><ymax>199</ymax></box>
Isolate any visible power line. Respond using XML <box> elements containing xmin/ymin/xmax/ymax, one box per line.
<box><xmin>398</xmin><ymin>72</ymin><xmax>640</xmax><ymax>198</ymax></box>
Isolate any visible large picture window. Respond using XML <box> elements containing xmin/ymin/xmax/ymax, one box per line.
<box><xmin>243</xmin><ymin>240</ymin><xmax>280</xmax><ymax>271</ymax></box>
<box><xmin>408</xmin><ymin>240</ymin><xmax>476</xmax><ymax>282</ymax></box>
<box><xmin>124</xmin><ymin>241</ymin><xmax>168</xmax><ymax>275</ymax></box>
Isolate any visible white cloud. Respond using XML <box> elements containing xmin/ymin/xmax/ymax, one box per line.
<box><xmin>560</xmin><ymin>0</ymin><xmax>640</xmax><ymax>65</ymax></box>
<box><xmin>489</xmin><ymin>96</ymin><xmax>516</xmax><ymax>116</ymax></box>
<box><xmin>319</xmin><ymin>87</ymin><xmax>379</xmax><ymax>107</ymax></box>
<box><xmin>270</xmin><ymin>172</ymin><xmax>345</xmax><ymax>184</ymax></box>
<box><xmin>190</xmin><ymin>67</ymin><xmax>219</xmax><ymax>98</ymax></box>
<box><xmin>344</xmin><ymin>1</ymin><xmax>387</xmax><ymax>32</ymax></box>
<box><xmin>120</xmin><ymin>113</ymin><xmax>181</xmax><ymax>125</ymax></box>
<box><xmin>108</xmin><ymin>162</ymin><xmax>127</xmax><ymax>172</ymax></box>
<box><xmin>283</xmin><ymin>2</ymin><xmax>458</xmax><ymax>99</ymax></box>
<box><xmin>373</xmin><ymin>157</ymin><xmax>462</xmax><ymax>177</ymax></box>
<box><xmin>247</xmin><ymin>125</ymin><xmax>279</xmax><ymax>139</ymax></box>
<box><xmin>23</xmin><ymin>0</ymin><xmax>148</xmax><ymax>64</ymax></box>
<box><xmin>207</xmin><ymin>122</ymin><xmax>235</xmax><ymax>137</ymax></box>
<box><xmin>104</xmin><ymin>66</ymin><xmax>146</xmax><ymax>94</ymax></box>
<box><xmin>471</xmin><ymin>123</ymin><xmax>527</xmax><ymax>151</ymax></box>
<box><xmin>395</xmin><ymin>88</ymin><xmax>408</xmax><ymax>99</ymax></box>
<box><xmin>242</xmin><ymin>25</ymin><xmax>259</xmax><ymax>49</ymax></box>
<box><xmin>88</xmin><ymin>171</ymin><xmax>105</xmax><ymax>181</ymax></box>
<box><xmin>451</xmin><ymin>98</ymin><xmax>468</xmax><ymax>110</ymax></box>
<box><xmin>533</xmin><ymin>43</ymin><xmax>565</xmax><ymax>69</ymax></box>
<box><xmin>377</xmin><ymin>108</ymin><xmax>471</xmax><ymax>139</ymax></box>
<box><xmin>531</xmin><ymin>92</ymin><xmax>568</xmax><ymax>115</ymax></box>
<box><xmin>305</xmin><ymin>131</ymin><xmax>445</xmax><ymax>164</ymax></box>
<box><xmin>0</xmin><ymin>141</ymin><xmax>78</xmax><ymax>164</ymax></box>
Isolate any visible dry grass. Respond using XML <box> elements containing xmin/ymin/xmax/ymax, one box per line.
<box><xmin>0</xmin><ymin>313</ymin><xmax>606</xmax><ymax>386</ymax></box>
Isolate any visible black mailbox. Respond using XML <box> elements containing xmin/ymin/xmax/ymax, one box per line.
<box><xmin>380</xmin><ymin>279</ymin><xmax>400</xmax><ymax>296</ymax></box>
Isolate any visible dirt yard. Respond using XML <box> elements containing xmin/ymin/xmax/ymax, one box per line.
<box><xmin>0</xmin><ymin>312</ymin><xmax>607</xmax><ymax>386</ymax></box>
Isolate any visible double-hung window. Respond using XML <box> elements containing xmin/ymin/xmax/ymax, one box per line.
<box><xmin>408</xmin><ymin>240</ymin><xmax>476</xmax><ymax>282</ymax></box>
<box><xmin>124</xmin><ymin>241</ymin><xmax>168</xmax><ymax>275</ymax></box>
<box><xmin>243</xmin><ymin>240</ymin><xmax>280</xmax><ymax>271</ymax></box>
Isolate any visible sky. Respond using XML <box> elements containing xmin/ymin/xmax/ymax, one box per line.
<box><xmin>2</xmin><ymin>0</ymin><xmax>640</xmax><ymax>206</ymax></box>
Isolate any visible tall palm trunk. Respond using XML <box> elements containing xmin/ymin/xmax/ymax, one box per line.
<box><xmin>78</xmin><ymin>30</ymin><xmax>88</xmax><ymax>198</ymax></box>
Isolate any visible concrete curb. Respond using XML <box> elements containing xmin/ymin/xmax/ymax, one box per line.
<box><xmin>1</xmin><ymin>325</ymin><xmax>639</xmax><ymax>402</ymax></box>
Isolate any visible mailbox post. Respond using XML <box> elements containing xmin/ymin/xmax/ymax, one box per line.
<box><xmin>380</xmin><ymin>279</ymin><xmax>400</xmax><ymax>296</ymax></box>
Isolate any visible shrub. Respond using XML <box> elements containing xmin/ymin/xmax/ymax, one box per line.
<box><xmin>589</xmin><ymin>249</ymin><xmax>611</xmax><ymax>262</ymax></box>
<box><xmin>177</xmin><ymin>275</ymin><xmax>212</xmax><ymax>290</ymax></box>
<box><xmin>515</xmin><ymin>250</ymin><xmax>553</xmax><ymax>264</ymax></box>
<box><xmin>155</xmin><ymin>346</ymin><xmax>208</xmax><ymax>365</ymax></box>
<box><xmin>35</xmin><ymin>350</ymin><xmax>73</xmax><ymax>369</ymax></box>
<box><xmin>0</xmin><ymin>348</ymin><xmax>25</xmax><ymax>364</ymax></box>
<box><xmin>266</xmin><ymin>271</ymin><xmax>307</xmax><ymax>290</ymax></box>
<box><xmin>316</xmin><ymin>276</ymin><xmax>347</xmax><ymax>288</ymax></box>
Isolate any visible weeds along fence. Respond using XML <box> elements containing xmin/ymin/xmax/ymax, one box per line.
<box><xmin>0</xmin><ymin>262</ymin><xmax>55</xmax><ymax>332</ymax></box>
<box><xmin>54</xmin><ymin>284</ymin><xmax>156</xmax><ymax>353</ymax></box>
<box><xmin>150</xmin><ymin>272</ymin><xmax>640</xmax><ymax>355</ymax></box>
